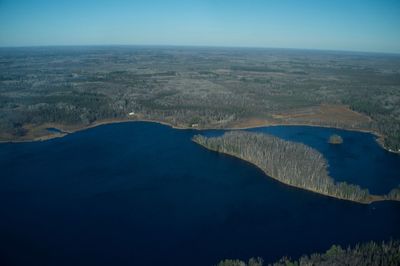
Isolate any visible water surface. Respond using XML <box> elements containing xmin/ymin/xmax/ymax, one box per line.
<box><xmin>0</xmin><ymin>122</ymin><xmax>399</xmax><ymax>266</ymax></box>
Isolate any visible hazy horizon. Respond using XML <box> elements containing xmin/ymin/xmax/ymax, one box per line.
<box><xmin>1</xmin><ymin>0</ymin><xmax>400</xmax><ymax>54</ymax></box>
<box><xmin>2</xmin><ymin>44</ymin><xmax>400</xmax><ymax>56</ymax></box>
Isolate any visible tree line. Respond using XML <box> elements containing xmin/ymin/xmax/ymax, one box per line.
<box><xmin>217</xmin><ymin>239</ymin><xmax>400</xmax><ymax>266</ymax></box>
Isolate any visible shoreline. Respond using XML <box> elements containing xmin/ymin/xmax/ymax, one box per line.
<box><xmin>192</xmin><ymin>139</ymin><xmax>390</xmax><ymax>205</ymax></box>
<box><xmin>0</xmin><ymin>117</ymin><xmax>397</xmax><ymax>155</ymax></box>
<box><xmin>2</xmin><ymin>117</ymin><xmax>398</xmax><ymax>204</ymax></box>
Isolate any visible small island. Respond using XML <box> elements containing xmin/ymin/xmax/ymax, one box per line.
<box><xmin>329</xmin><ymin>134</ymin><xmax>343</xmax><ymax>144</ymax></box>
<box><xmin>193</xmin><ymin>131</ymin><xmax>398</xmax><ymax>204</ymax></box>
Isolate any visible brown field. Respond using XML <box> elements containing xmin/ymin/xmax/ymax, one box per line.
<box><xmin>272</xmin><ymin>104</ymin><xmax>372</xmax><ymax>126</ymax></box>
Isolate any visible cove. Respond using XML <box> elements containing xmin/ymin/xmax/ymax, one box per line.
<box><xmin>0</xmin><ymin>122</ymin><xmax>399</xmax><ymax>266</ymax></box>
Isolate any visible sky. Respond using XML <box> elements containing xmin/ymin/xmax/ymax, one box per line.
<box><xmin>0</xmin><ymin>0</ymin><xmax>399</xmax><ymax>53</ymax></box>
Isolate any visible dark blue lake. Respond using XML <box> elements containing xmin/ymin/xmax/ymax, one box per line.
<box><xmin>0</xmin><ymin>122</ymin><xmax>399</xmax><ymax>266</ymax></box>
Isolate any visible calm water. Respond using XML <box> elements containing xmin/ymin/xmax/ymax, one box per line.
<box><xmin>0</xmin><ymin>122</ymin><xmax>399</xmax><ymax>266</ymax></box>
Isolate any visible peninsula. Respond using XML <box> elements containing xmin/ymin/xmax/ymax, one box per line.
<box><xmin>193</xmin><ymin>131</ymin><xmax>399</xmax><ymax>204</ymax></box>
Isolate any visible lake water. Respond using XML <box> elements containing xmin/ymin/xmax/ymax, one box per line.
<box><xmin>0</xmin><ymin>122</ymin><xmax>399</xmax><ymax>266</ymax></box>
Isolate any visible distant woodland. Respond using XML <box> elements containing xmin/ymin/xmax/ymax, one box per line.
<box><xmin>217</xmin><ymin>240</ymin><xmax>400</xmax><ymax>266</ymax></box>
<box><xmin>1</xmin><ymin>47</ymin><xmax>400</xmax><ymax>151</ymax></box>
<box><xmin>193</xmin><ymin>131</ymin><xmax>399</xmax><ymax>203</ymax></box>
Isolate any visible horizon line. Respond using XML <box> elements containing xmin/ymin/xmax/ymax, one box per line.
<box><xmin>0</xmin><ymin>43</ymin><xmax>399</xmax><ymax>56</ymax></box>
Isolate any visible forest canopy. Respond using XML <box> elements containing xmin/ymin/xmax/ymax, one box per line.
<box><xmin>217</xmin><ymin>239</ymin><xmax>400</xmax><ymax>266</ymax></box>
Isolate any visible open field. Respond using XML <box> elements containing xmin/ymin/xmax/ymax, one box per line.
<box><xmin>1</xmin><ymin>46</ymin><xmax>399</xmax><ymax>151</ymax></box>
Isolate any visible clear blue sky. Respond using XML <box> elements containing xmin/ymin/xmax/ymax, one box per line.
<box><xmin>1</xmin><ymin>0</ymin><xmax>399</xmax><ymax>53</ymax></box>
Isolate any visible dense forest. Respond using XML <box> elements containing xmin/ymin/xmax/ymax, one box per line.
<box><xmin>193</xmin><ymin>131</ymin><xmax>386</xmax><ymax>203</ymax></box>
<box><xmin>1</xmin><ymin>47</ymin><xmax>400</xmax><ymax>151</ymax></box>
<box><xmin>217</xmin><ymin>240</ymin><xmax>400</xmax><ymax>266</ymax></box>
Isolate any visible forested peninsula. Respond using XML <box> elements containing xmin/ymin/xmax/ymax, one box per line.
<box><xmin>193</xmin><ymin>131</ymin><xmax>399</xmax><ymax>204</ymax></box>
